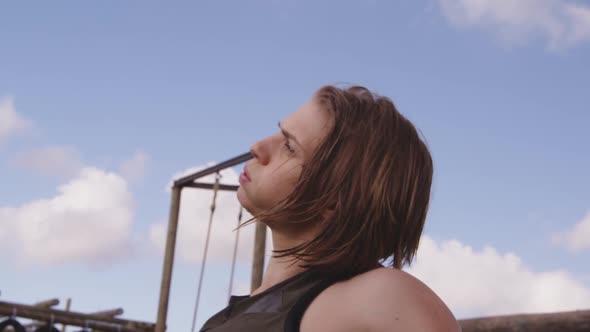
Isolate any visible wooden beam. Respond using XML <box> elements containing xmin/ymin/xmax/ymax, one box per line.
<box><xmin>459</xmin><ymin>309</ymin><xmax>590</xmax><ymax>331</ymax></box>
<box><xmin>23</xmin><ymin>299</ymin><xmax>63</xmax><ymax>329</ymax></box>
<box><xmin>155</xmin><ymin>186</ymin><xmax>182</xmax><ymax>332</ymax></box>
<box><xmin>33</xmin><ymin>299</ymin><xmax>60</xmax><ymax>309</ymax></box>
<box><xmin>26</xmin><ymin>303</ymin><xmax>123</xmax><ymax>330</ymax></box>
<box><xmin>91</xmin><ymin>308</ymin><xmax>124</xmax><ymax>318</ymax></box>
<box><xmin>0</xmin><ymin>301</ymin><xmax>154</xmax><ymax>332</ymax></box>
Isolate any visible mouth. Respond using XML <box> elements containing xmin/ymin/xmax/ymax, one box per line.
<box><xmin>240</xmin><ymin>165</ymin><xmax>252</xmax><ymax>184</ymax></box>
<box><xmin>244</xmin><ymin>166</ymin><xmax>251</xmax><ymax>181</ymax></box>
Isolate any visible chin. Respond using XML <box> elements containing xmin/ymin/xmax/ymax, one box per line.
<box><xmin>236</xmin><ymin>186</ymin><xmax>246</xmax><ymax>204</ymax></box>
<box><xmin>237</xmin><ymin>188</ymin><xmax>265</xmax><ymax>217</ymax></box>
<box><xmin>236</xmin><ymin>187</ymin><xmax>252</xmax><ymax>212</ymax></box>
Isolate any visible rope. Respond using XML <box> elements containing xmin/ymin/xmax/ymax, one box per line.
<box><xmin>190</xmin><ymin>172</ymin><xmax>221</xmax><ymax>332</ymax></box>
<box><xmin>227</xmin><ymin>206</ymin><xmax>243</xmax><ymax>301</ymax></box>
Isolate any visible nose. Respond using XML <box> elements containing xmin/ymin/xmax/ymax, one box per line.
<box><xmin>250</xmin><ymin>139</ymin><xmax>270</xmax><ymax>165</ymax></box>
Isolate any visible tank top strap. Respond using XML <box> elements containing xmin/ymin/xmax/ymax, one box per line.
<box><xmin>283</xmin><ymin>274</ymin><xmax>343</xmax><ymax>332</ymax></box>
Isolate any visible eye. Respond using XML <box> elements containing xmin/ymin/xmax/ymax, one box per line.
<box><xmin>284</xmin><ymin>140</ymin><xmax>295</xmax><ymax>154</ymax></box>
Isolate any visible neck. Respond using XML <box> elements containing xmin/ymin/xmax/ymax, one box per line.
<box><xmin>250</xmin><ymin>225</ymin><xmax>315</xmax><ymax>296</ymax></box>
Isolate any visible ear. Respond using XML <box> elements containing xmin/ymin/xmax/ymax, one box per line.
<box><xmin>321</xmin><ymin>206</ymin><xmax>335</xmax><ymax>221</ymax></box>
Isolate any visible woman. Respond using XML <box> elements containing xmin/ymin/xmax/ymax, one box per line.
<box><xmin>200</xmin><ymin>85</ymin><xmax>460</xmax><ymax>331</ymax></box>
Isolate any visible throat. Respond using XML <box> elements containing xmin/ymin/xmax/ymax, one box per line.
<box><xmin>251</xmin><ymin>255</ymin><xmax>307</xmax><ymax>296</ymax></box>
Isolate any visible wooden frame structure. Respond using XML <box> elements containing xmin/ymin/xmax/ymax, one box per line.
<box><xmin>153</xmin><ymin>152</ymin><xmax>590</xmax><ymax>331</ymax></box>
<box><xmin>155</xmin><ymin>152</ymin><xmax>255</xmax><ymax>332</ymax></box>
<box><xmin>0</xmin><ymin>299</ymin><xmax>154</xmax><ymax>332</ymax></box>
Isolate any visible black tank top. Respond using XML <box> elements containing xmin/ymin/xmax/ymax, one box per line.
<box><xmin>199</xmin><ymin>269</ymin><xmax>340</xmax><ymax>332</ymax></box>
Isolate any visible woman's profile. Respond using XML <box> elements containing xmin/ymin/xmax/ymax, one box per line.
<box><xmin>200</xmin><ymin>85</ymin><xmax>460</xmax><ymax>331</ymax></box>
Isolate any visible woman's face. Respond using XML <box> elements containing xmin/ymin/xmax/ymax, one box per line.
<box><xmin>237</xmin><ymin>98</ymin><xmax>332</xmax><ymax>217</ymax></box>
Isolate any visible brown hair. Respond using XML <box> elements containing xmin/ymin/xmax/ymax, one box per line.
<box><xmin>250</xmin><ymin>85</ymin><xmax>433</xmax><ymax>277</ymax></box>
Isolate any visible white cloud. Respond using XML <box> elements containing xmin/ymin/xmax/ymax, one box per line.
<box><xmin>150</xmin><ymin>165</ymin><xmax>269</xmax><ymax>265</ymax></box>
<box><xmin>408</xmin><ymin>236</ymin><xmax>590</xmax><ymax>318</ymax></box>
<box><xmin>437</xmin><ymin>0</ymin><xmax>590</xmax><ymax>49</ymax></box>
<box><xmin>0</xmin><ymin>96</ymin><xmax>31</xmax><ymax>144</ymax></box>
<box><xmin>15</xmin><ymin>145</ymin><xmax>83</xmax><ymax>178</ymax></box>
<box><xmin>552</xmin><ymin>211</ymin><xmax>590</xmax><ymax>252</ymax></box>
<box><xmin>119</xmin><ymin>150</ymin><xmax>149</xmax><ymax>184</ymax></box>
<box><xmin>0</xmin><ymin>167</ymin><xmax>135</xmax><ymax>266</ymax></box>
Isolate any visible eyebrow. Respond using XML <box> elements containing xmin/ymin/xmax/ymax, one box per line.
<box><xmin>277</xmin><ymin>121</ymin><xmax>302</xmax><ymax>147</ymax></box>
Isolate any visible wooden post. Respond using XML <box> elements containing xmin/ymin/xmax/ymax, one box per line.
<box><xmin>60</xmin><ymin>298</ymin><xmax>71</xmax><ymax>332</ymax></box>
<box><xmin>155</xmin><ymin>187</ymin><xmax>182</xmax><ymax>332</ymax></box>
<box><xmin>250</xmin><ymin>221</ymin><xmax>267</xmax><ymax>292</ymax></box>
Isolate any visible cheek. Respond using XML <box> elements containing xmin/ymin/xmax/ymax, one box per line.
<box><xmin>259</xmin><ymin>171</ymin><xmax>297</xmax><ymax>204</ymax></box>
<box><xmin>237</xmin><ymin>160</ymin><xmax>303</xmax><ymax>215</ymax></box>
<box><xmin>253</xmin><ymin>164</ymin><xmax>302</xmax><ymax>208</ymax></box>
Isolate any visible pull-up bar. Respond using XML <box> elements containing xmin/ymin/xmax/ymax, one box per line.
<box><xmin>155</xmin><ymin>152</ymin><xmax>258</xmax><ymax>332</ymax></box>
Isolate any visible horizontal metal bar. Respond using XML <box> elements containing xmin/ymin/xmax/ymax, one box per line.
<box><xmin>174</xmin><ymin>152</ymin><xmax>252</xmax><ymax>188</ymax></box>
<box><xmin>183</xmin><ymin>182</ymin><xmax>239</xmax><ymax>192</ymax></box>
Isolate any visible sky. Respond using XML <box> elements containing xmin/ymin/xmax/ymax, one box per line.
<box><xmin>1</xmin><ymin>0</ymin><xmax>589</xmax><ymax>330</ymax></box>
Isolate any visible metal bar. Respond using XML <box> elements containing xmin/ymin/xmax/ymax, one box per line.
<box><xmin>251</xmin><ymin>222</ymin><xmax>267</xmax><ymax>292</ymax></box>
<box><xmin>0</xmin><ymin>301</ymin><xmax>154</xmax><ymax>332</ymax></box>
<box><xmin>173</xmin><ymin>152</ymin><xmax>252</xmax><ymax>188</ymax></box>
<box><xmin>459</xmin><ymin>309</ymin><xmax>590</xmax><ymax>331</ymax></box>
<box><xmin>155</xmin><ymin>187</ymin><xmax>182</xmax><ymax>332</ymax></box>
<box><xmin>183</xmin><ymin>182</ymin><xmax>239</xmax><ymax>192</ymax></box>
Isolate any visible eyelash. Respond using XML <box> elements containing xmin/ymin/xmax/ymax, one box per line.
<box><xmin>284</xmin><ymin>140</ymin><xmax>295</xmax><ymax>154</ymax></box>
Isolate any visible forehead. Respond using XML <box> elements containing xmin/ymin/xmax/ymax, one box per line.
<box><xmin>282</xmin><ymin>99</ymin><xmax>333</xmax><ymax>155</ymax></box>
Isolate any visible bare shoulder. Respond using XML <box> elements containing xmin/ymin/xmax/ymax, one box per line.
<box><xmin>301</xmin><ymin>267</ymin><xmax>461</xmax><ymax>332</ymax></box>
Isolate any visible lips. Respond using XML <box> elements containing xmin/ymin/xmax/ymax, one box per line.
<box><xmin>243</xmin><ymin>165</ymin><xmax>251</xmax><ymax>181</ymax></box>
<box><xmin>239</xmin><ymin>164</ymin><xmax>252</xmax><ymax>185</ymax></box>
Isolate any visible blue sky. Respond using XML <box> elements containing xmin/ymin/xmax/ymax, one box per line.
<box><xmin>1</xmin><ymin>0</ymin><xmax>589</xmax><ymax>330</ymax></box>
